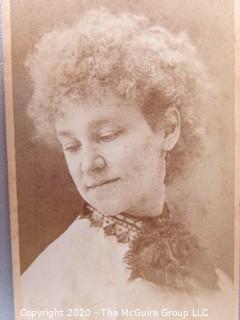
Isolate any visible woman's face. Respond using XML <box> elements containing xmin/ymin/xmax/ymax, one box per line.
<box><xmin>55</xmin><ymin>97</ymin><xmax>167</xmax><ymax>216</ymax></box>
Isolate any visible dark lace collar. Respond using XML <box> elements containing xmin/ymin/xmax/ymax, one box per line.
<box><xmin>80</xmin><ymin>202</ymin><xmax>219</xmax><ymax>292</ymax></box>
<box><xmin>81</xmin><ymin>202</ymin><xmax>171</xmax><ymax>243</ymax></box>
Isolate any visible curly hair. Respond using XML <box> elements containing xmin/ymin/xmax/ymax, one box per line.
<box><xmin>26</xmin><ymin>7</ymin><xmax>212</xmax><ymax>183</ymax></box>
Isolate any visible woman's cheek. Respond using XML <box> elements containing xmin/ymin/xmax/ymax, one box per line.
<box><xmin>102</xmin><ymin>141</ymin><xmax>128</xmax><ymax>164</ymax></box>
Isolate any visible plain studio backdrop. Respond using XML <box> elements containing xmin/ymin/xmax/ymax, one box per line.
<box><xmin>10</xmin><ymin>0</ymin><xmax>234</xmax><ymax>277</ymax></box>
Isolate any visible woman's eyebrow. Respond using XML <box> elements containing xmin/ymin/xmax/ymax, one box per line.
<box><xmin>57</xmin><ymin>130</ymin><xmax>76</xmax><ymax>138</ymax></box>
<box><xmin>56</xmin><ymin>119</ymin><xmax>121</xmax><ymax>138</ymax></box>
<box><xmin>89</xmin><ymin>118</ymin><xmax>119</xmax><ymax>129</ymax></box>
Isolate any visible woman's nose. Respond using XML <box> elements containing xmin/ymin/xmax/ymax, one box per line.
<box><xmin>80</xmin><ymin>147</ymin><xmax>106</xmax><ymax>174</ymax></box>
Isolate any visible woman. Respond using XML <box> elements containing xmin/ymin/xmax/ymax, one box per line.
<box><xmin>21</xmin><ymin>8</ymin><xmax>233</xmax><ymax>319</ymax></box>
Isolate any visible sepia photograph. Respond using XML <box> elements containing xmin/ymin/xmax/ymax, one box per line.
<box><xmin>3</xmin><ymin>0</ymin><xmax>239</xmax><ymax>319</ymax></box>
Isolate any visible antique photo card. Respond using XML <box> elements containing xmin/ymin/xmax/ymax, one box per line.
<box><xmin>3</xmin><ymin>0</ymin><xmax>239</xmax><ymax>319</ymax></box>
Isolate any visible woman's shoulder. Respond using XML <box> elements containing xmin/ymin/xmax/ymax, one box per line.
<box><xmin>21</xmin><ymin>218</ymin><xmax>94</xmax><ymax>306</ymax></box>
<box><xmin>22</xmin><ymin>217</ymin><xmax>108</xmax><ymax>283</ymax></box>
<box><xmin>23</xmin><ymin>218</ymin><xmax>89</xmax><ymax>271</ymax></box>
<box><xmin>21</xmin><ymin>217</ymin><xmax>129</xmax><ymax>309</ymax></box>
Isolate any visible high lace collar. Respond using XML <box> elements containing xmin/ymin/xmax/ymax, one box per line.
<box><xmin>79</xmin><ymin>202</ymin><xmax>218</xmax><ymax>291</ymax></box>
<box><xmin>80</xmin><ymin>202</ymin><xmax>171</xmax><ymax>243</ymax></box>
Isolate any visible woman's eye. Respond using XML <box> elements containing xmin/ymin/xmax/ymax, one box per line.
<box><xmin>99</xmin><ymin>131</ymin><xmax>119</xmax><ymax>142</ymax></box>
<box><xmin>64</xmin><ymin>143</ymin><xmax>81</xmax><ymax>153</ymax></box>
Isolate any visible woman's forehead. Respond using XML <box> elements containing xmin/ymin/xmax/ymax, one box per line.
<box><xmin>55</xmin><ymin>96</ymin><xmax>149</xmax><ymax>132</ymax></box>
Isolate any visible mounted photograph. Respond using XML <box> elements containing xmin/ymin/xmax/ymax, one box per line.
<box><xmin>3</xmin><ymin>0</ymin><xmax>239</xmax><ymax>319</ymax></box>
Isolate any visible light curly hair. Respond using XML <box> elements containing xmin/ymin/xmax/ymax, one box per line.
<box><xmin>26</xmin><ymin>7</ymin><xmax>212</xmax><ymax>183</ymax></box>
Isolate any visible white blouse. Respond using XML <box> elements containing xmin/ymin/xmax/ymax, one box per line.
<box><xmin>21</xmin><ymin>217</ymin><xmax>234</xmax><ymax>320</ymax></box>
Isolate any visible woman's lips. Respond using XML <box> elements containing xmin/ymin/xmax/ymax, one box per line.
<box><xmin>86</xmin><ymin>178</ymin><xmax>119</xmax><ymax>189</ymax></box>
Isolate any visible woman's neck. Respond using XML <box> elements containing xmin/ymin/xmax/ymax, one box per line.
<box><xmin>126</xmin><ymin>184</ymin><xmax>166</xmax><ymax>218</ymax></box>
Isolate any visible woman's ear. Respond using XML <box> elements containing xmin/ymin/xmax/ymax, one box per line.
<box><xmin>161</xmin><ymin>107</ymin><xmax>181</xmax><ymax>151</ymax></box>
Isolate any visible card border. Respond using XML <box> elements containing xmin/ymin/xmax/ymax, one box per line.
<box><xmin>2</xmin><ymin>1</ymin><xmax>240</xmax><ymax>319</ymax></box>
<box><xmin>3</xmin><ymin>0</ymin><xmax>21</xmax><ymax>318</ymax></box>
